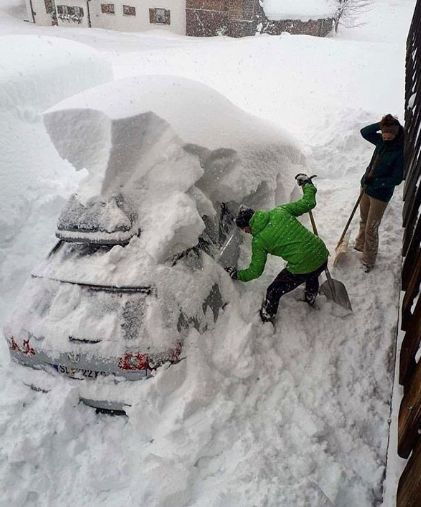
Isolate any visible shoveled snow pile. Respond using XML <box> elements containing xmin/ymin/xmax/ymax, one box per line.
<box><xmin>0</xmin><ymin>35</ymin><xmax>113</xmax><ymax>341</ymax></box>
<box><xmin>263</xmin><ymin>0</ymin><xmax>337</xmax><ymax>21</ymax></box>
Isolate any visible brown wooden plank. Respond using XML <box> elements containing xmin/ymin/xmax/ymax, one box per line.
<box><xmin>397</xmin><ymin>436</ymin><xmax>421</xmax><ymax>506</ymax></box>
<box><xmin>398</xmin><ymin>358</ymin><xmax>421</xmax><ymax>458</ymax></box>
<box><xmin>402</xmin><ymin>253</ymin><xmax>421</xmax><ymax>323</ymax></box>
<box><xmin>402</xmin><ymin>204</ymin><xmax>420</xmax><ymax>259</ymax></box>
<box><xmin>403</xmin><ymin>153</ymin><xmax>420</xmax><ymax>209</ymax></box>
<box><xmin>402</xmin><ymin>183</ymin><xmax>419</xmax><ymax>230</ymax></box>
<box><xmin>402</xmin><ymin>233</ymin><xmax>420</xmax><ymax>290</ymax></box>
<box><xmin>400</xmin><ymin>298</ymin><xmax>421</xmax><ymax>386</ymax></box>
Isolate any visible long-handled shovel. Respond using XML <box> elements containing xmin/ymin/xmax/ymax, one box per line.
<box><xmin>309</xmin><ymin>210</ymin><xmax>353</xmax><ymax>312</ymax></box>
<box><xmin>332</xmin><ymin>189</ymin><xmax>364</xmax><ymax>266</ymax></box>
<box><xmin>333</xmin><ymin>153</ymin><xmax>379</xmax><ymax>266</ymax></box>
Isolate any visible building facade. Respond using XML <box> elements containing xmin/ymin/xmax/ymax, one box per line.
<box><xmin>26</xmin><ymin>0</ymin><xmax>186</xmax><ymax>34</ymax></box>
<box><xmin>25</xmin><ymin>0</ymin><xmax>334</xmax><ymax>38</ymax></box>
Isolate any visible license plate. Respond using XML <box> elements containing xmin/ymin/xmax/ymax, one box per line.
<box><xmin>56</xmin><ymin>364</ymin><xmax>105</xmax><ymax>380</ymax></box>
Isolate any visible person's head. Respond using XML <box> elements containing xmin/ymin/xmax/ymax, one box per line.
<box><xmin>235</xmin><ymin>207</ymin><xmax>255</xmax><ymax>233</ymax></box>
<box><xmin>380</xmin><ymin>114</ymin><xmax>400</xmax><ymax>141</ymax></box>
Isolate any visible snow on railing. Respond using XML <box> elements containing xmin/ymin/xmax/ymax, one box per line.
<box><xmin>397</xmin><ymin>0</ymin><xmax>421</xmax><ymax>505</ymax></box>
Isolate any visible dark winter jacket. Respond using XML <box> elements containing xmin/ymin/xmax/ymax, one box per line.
<box><xmin>360</xmin><ymin>122</ymin><xmax>404</xmax><ymax>202</ymax></box>
<box><xmin>237</xmin><ymin>184</ymin><xmax>329</xmax><ymax>281</ymax></box>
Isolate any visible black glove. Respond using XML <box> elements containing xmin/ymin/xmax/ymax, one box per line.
<box><xmin>295</xmin><ymin>173</ymin><xmax>317</xmax><ymax>186</ymax></box>
<box><xmin>225</xmin><ymin>266</ymin><xmax>238</xmax><ymax>279</ymax></box>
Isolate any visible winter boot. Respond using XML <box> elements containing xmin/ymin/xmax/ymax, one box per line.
<box><xmin>304</xmin><ymin>291</ymin><xmax>317</xmax><ymax>307</ymax></box>
<box><xmin>259</xmin><ymin>306</ymin><xmax>275</xmax><ymax>325</ymax></box>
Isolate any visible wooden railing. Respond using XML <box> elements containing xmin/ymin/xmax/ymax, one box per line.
<box><xmin>397</xmin><ymin>0</ymin><xmax>421</xmax><ymax>505</ymax></box>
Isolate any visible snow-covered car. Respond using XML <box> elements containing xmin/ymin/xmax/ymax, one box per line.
<box><xmin>3</xmin><ymin>76</ymin><xmax>306</xmax><ymax>413</ymax></box>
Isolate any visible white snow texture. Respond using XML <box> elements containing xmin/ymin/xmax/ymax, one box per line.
<box><xmin>0</xmin><ymin>0</ymin><xmax>415</xmax><ymax>506</ymax></box>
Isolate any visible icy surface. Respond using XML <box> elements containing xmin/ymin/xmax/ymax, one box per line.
<box><xmin>263</xmin><ymin>0</ymin><xmax>336</xmax><ymax>21</ymax></box>
<box><xmin>0</xmin><ymin>0</ymin><xmax>416</xmax><ymax>505</ymax></box>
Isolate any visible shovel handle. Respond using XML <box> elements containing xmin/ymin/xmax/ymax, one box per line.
<box><xmin>308</xmin><ymin>210</ymin><xmax>318</xmax><ymax>236</ymax></box>
<box><xmin>336</xmin><ymin>189</ymin><xmax>364</xmax><ymax>248</ymax></box>
<box><xmin>308</xmin><ymin>210</ymin><xmax>336</xmax><ymax>291</ymax></box>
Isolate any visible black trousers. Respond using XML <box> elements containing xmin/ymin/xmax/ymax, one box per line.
<box><xmin>262</xmin><ymin>261</ymin><xmax>328</xmax><ymax>317</ymax></box>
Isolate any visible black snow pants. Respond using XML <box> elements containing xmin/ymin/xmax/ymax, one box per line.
<box><xmin>262</xmin><ymin>261</ymin><xmax>328</xmax><ymax>318</ymax></box>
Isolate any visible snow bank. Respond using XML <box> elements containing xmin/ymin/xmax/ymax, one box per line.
<box><xmin>0</xmin><ymin>35</ymin><xmax>112</xmax><ymax>356</ymax></box>
<box><xmin>42</xmin><ymin>75</ymin><xmax>306</xmax><ymax>265</ymax></box>
<box><xmin>263</xmin><ymin>0</ymin><xmax>336</xmax><ymax>21</ymax></box>
<box><xmin>0</xmin><ymin>35</ymin><xmax>112</xmax><ymax>113</ymax></box>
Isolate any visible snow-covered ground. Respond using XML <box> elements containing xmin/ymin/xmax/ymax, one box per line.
<box><xmin>0</xmin><ymin>1</ymin><xmax>415</xmax><ymax>505</ymax></box>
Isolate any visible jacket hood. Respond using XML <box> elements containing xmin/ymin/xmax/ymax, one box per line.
<box><xmin>250</xmin><ymin>210</ymin><xmax>270</xmax><ymax>235</ymax></box>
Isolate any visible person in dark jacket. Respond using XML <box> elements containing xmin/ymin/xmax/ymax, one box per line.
<box><xmin>225</xmin><ymin>174</ymin><xmax>329</xmax><ymax>324</ymax></box>
<box><xmin>355</xmin><ymin>114</ymin><xmax>404</xmax><ymax>271</ymax></box>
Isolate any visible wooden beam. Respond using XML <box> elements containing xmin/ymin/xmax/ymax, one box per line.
<box><xmin>399</xmin><ymin>298</ymin><xmax>421</xmax><ymax>386</ymax></box>
<box><xmin>398</xmin><ymin>358</ymin><xmax>421</xmax><ymax>458</ymax></box>
<box><xmin>398</xmin><ymin>437</ymin><xmax>421</xmax><ymax>506</ymax></box>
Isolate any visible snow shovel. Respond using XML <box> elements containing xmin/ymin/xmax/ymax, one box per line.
<box><xmin>333</xmin><ymin>155</ymin><xmax>379</xmax><ymax>266</ymax></box>
<box><xmin>332</xmin><ymin>189</ymin><xmax>364</xmax><ymax>266</ymax></box>
<box><xmin>309</xmin><ymin>211</ymin><xmax>353</xmax><ymax>312</ymax></box>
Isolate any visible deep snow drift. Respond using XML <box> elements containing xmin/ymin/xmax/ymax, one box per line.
<box><xmin>0</xmin><ymin>35</ymin><xmax>113</xmax><ymax>348</ymax></box>
<box><xmin>0</xmin><ymin>0</ymin><xmax>416</xmax><ymax>506</ymax></box>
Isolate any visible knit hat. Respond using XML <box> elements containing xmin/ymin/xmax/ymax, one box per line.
<box><xmin>235</xmin><ymin>207</ymin><xmax>255</xmax><ymax>228</ymax></box>
<box><xmin>380</xmin><ymin>114</ymin><xmax>400</xmax><ymax>136</ymax></box>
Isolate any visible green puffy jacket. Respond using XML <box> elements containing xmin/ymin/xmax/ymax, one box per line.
<box><xmin>237</xmin><ymin>184</ymin><xmax>329</xmax><ymax>281</ymax></box>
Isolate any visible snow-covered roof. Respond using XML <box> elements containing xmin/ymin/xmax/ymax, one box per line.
<box><xmin>263</xmin><ymin>0</ymin><xmax>337</xmax><ymax>21</ymax></box>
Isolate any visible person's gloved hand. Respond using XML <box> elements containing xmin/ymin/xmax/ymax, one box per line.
<box><xmin>224</xmin><ymin>266</ymin><xmax>238</xmax><ymax>279</ymax></box>
<box><xmin>295</xmin><ymin>173</ymin><xmax>316</xmax><ymax>186</ymax></box>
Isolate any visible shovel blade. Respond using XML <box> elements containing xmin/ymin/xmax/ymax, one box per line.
<box><xmin>320</xmin><ymin>278</ymin><xmax>353</xmax><ymax>312</ymax></box>
<box><xmin>332</xmin><ymin>232</ymin><xmax>351</xmax><ymax>267</ymax></box>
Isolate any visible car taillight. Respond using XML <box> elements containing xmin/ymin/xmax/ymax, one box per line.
<box><xmin>118</xmin><ymin>343</ymin><xmax>183</xmax><ymax>371</ymax></box>
<box><xmin>118</xmin><ymin>352</ymin><xmax>150</xmax><ymax>370</ymax></box>
<box><xmin>8</xmin><ymin>336</ymin><xmax>36</xmax><ymax>355</ymax></box>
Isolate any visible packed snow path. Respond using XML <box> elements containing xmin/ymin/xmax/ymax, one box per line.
<box><xmin>0</xmin><ymin>0</ymin><xmax>415</xmax><ymax>505</ymax></box>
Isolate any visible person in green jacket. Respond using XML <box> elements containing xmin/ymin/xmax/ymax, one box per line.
<box><xmin>225</xmin><ymin>174</ymin><xmax>329</xmax><ymax>324</ymax></box>
<box><xmin>355</xmin><ymin>114</ymin><xmax>404</xmax><ymax>271</ymax></box>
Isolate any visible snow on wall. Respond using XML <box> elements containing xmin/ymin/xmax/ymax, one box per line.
<box><xmin>0</xmin><ymin>35</ymin><xmax>113</xmax><ymax>359</ymax></box>
<box><xmin>263</xmin><ymin>0</ymin><xmax>336</xmax><ymax>21</ymax></box>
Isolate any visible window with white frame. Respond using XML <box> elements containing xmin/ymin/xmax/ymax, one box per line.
<box><xmin>57</xmin><ymin>5</ymin><xmax>84</xmax><ymax>21</ymax></box>
<box><xmin>123</xmin><ymin>4</ymin><xmax>136</xmax><ymax>16</ymax></box>
<box><xmin>101</xmin><ymin>3</ymin><xmax>115</xmax><ymax>14</ymax></box>
<box><xmin>149</xmin><ymin>8</ymin><xmax>170</xmax><ymax>25</ymax></box>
